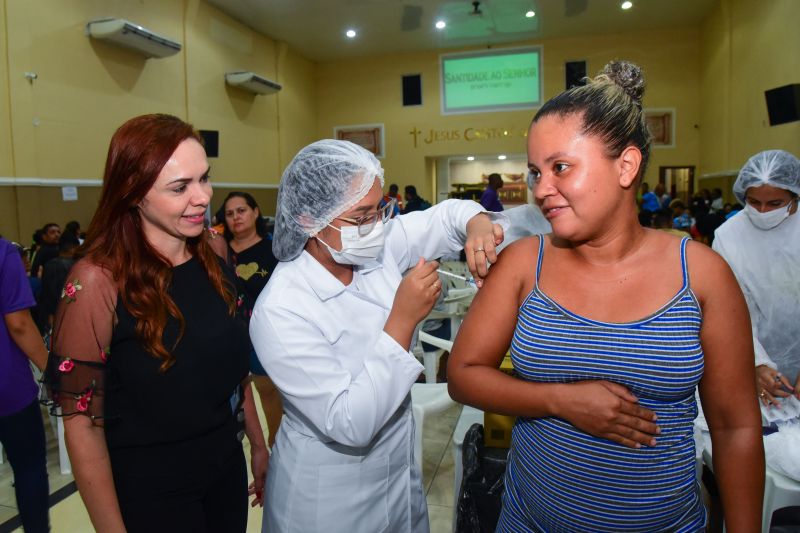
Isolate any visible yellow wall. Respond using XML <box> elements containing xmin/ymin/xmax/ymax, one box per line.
<box><xmin>316</xmin><ymin>27</ymin><xmax>703</xmax><ymax>195</ymax></box>
<box><xmin>2</xmin><ymin>0</ymin><xmax>796</xmax><ymax>243</ymax></box>
<box><xmin>700</xmin><ymin>0</ymin><xmax>800</xmax><ymax>177</ymax></box>
<box><xmin>0</xmin><ymin>3</ymin><xmax>12</xmax><ymax>178</ymax></box>
<box><xmin>0</xmin><ymin>0</ymin><xmax>317</xmax><ymax>243</ymax></box>
<box><xmin>276</xmin><ymin>45</ymin><xmax>317</xmax><ymax>180</ymax></box>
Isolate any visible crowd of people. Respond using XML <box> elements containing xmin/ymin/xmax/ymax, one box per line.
<box><xmin>638</xmin><ymin>182</ymin><xmax>744</xmax><ymax>246</ymax></box>
<box><xmin>0</xmin><ymin>57</ymin><xmax>797</xmax><ymax>533</ymax></box>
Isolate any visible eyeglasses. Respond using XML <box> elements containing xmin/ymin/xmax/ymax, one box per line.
<box><xmin>336</xmin><ymin>198</ymin><xmax>395</xmax><ymax>236</ymax></box>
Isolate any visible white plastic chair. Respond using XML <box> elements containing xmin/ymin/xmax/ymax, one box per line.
<box><xmin>415</xmin><ymin>288</ymin><xmax>474</xmax><ymax>384</ymax></box>
<box><xmin>416</xmin><ymin>331</ymin><xmax>455</xmax><ymax>385</ymax></box>
<box><xmin>702</xmin><ymin>439</ymin><xmax>800</xmax><ymax>532</ymax></box>
<box><xmin>762</xmin><ymin>467</ymin><xmax>800</xmax><ymax>532</ymax></box>
<box><xmin>410</xmin><ymin>383</ymin><xmax>457</xmax><ymax>471</ymax></box>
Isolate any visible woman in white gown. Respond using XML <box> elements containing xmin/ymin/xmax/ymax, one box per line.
<box><xmin>712</xmin><ymin>149</ymin><xmax>800</xmax><ymax>407</ymax></box>
<box><xmin>250</xmin><ymin>140</ymin><xmax>505</xmax><ymax>532</ymax></box>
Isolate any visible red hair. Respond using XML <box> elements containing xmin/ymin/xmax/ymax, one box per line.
<box><xmin>82</xmin><ymin>114</ymin><xmax>235</xmax><ymax>370</ymax></box>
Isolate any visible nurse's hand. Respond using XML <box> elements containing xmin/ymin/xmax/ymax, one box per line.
<box><xmin>756</xmin><ymin>364</ymin><xmax>794</xmax><ymax>407</ymax></box>
<box><xmin>385</xmin><ymin>258</ymin><xmax>441</xmax><ymax>350</ymax></box>
<box><xmin>465</xmin><ymin>213</ymin><xmax>504</xmax><ymax>288</ymax></box>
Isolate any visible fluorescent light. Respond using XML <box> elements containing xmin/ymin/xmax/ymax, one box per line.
<box><xmin>435</xmin><ymin>20</ymin><xmax>446</xmax><ymax>29</ymax></box>
<box><xmin>345</xmin><ymin>29</ymin><xmax>356</xmax><ymax>38</ymax></box>
<box><xmin>467</xmin><ymin>156</ymin><xmax>475</xmax><ymax>161</ymax></box>
<box><xmin>621</xmin><ymin>1</ymin><xmax>633</xmax><ymax>9</ymax></box>
<box><xmin>525</xmin><ymin>10</ymin><xmax>535</xmax><ymax>18</ymax></box>
<box><xmin>498</xmin><ymin>155</ymin><xmax>507</xmax><ymax>160</ymax></box>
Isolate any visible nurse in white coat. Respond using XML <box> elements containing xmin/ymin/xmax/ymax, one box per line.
<box><xmin>250</xmin><ymin>140</ymin><xmax>505</xmax><ymax>532</ymax></box>
<box><xmin>712</xmin><ymin>150</ymin><xmax>800</xmax><ymax>407</ymax></box>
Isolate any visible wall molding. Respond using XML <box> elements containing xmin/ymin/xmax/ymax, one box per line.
<box><xmin>0</xmin><ymin>177</ymin><xmax>279</xmax><ymax>189</ymax></box>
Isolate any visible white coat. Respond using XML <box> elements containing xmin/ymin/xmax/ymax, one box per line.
<box><xmin>713</xmin><ymin>210</ymin><xmax>800</xmax><ymax>380</ymax></box>
<box><xmin>250</xmin><ymin>199</ymin><xmax>488</xmax><ymax>533</ymax></box>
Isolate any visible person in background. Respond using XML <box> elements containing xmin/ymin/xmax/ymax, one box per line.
<box><xmin>670</xmin><ymin>199</ymin><xmax>693</xmax><ymax>230</ymax></box>
<box><xmin>710</xmin><ymin>187</ymin><xmax>725</xmax><ymax>213</ymax></box>
<box><xmin>687</xmin><ymin>196</ymin><xmax>710</xmax><ymax>241</ymax></box>
<box><xmin>725</xmin><ymin>202</ymin><xmax>743</xmax><ymax>219</ymax></box>
<box><xmin>38</xmin><ymin>233</ymin><xmax>80</xmax><ymax>333</ymax></box>
<box><xmin>653</xmin><ymin>209</ymin><xmax>689</xmax><ymax>238</ymax></box>
<box><xmin>250</xmin><ymin>139</ymin><xmax>505</xmax><ymax>532</ymax></box>
<box><xmin>640</xmin><ymin>182</ymin><xmax>660</xmax><ymax>212</ymax></box>
<box><xmin>448</xmin><ymin>60</ymin><xmax>763</xmax><ymax>531</ymax></box>
<box><xmin>30</xmin><ymin>223</ymin><xmax>61</xmax><ymax>278</ymax></box>
<box><xmin>654</xmin><ymin>181</ymin><xmax>671</xmax><ymax>209</ymax></box>
<box><xmin>694</xmin><ymin>210</ymin><xmax>726</xmax><ymax>246</ymax></box>
<box><xmin>402</xmin><ymin>184</ymin><xmax>431</xmax><ymax>213</ymax></box>
<box><xmin>480</xmin><ymin>172</ymin><xmax>505</xmax><ymax>212</ymax></box>
<box><xmin>696</xmin><ymin>188</ymin><xmax>712</xmax><ymax>210</ymax></box>
<box><xmin>29</xmin><ymin>228</ymin><xmax>43</xmax><ymax>265</ymax></box>
<box><xmin>41</xmin><ymin>114</ymin><xmax>266</xmax><ymax>532</ymax></box>
<box><xmin>382</xmin><ymin>183</ymin><xmax>403</xmax><ymax>216</ymax></box>
<box><xmin>221</xmin><ymin>191</ymin><xmax>283</xmax><ymax>448</ymax></box>
<box><xmin>65</xmin><ymin>220</ymin><xmax>83</xmax><ymax>245</ymax></box>
<box><xmin>712</xmin><ymin>149</ymin><xmax>800</xmax><ymax>408</ymax></box>
<box><xmin>637</xmin><ymin>209</ymin><xmax>654</xmax><ymax>227</ymax></box>
<box><xmin>0</xmin><ymin>237</ymin><xmax>50</xmax><ymax>533</ymax></box>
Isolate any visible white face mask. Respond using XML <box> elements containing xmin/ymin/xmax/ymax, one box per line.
<box><xmin>316</xmin><ymin>220</ymin><xmax>385</xmax><ymax>266</ymax></box>
<box><xmin>745</xmin><ymin>203</ymin><xmax>791</xmax><ymax>230</ymax></box>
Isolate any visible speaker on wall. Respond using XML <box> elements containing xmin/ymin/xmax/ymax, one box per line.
<box><xmin>765</xmin><ymin>84</ymin><xmax>800</xmax><ymax>126</ymax></box>
<box><xmin>199</xmin><ymin>130</ymin><xmax>219</xmax><ymax>157</ymax></box>
<box><xmin>402</xmin><ymin>74</ymin><xmax>422</xmax><ymax>106</ymax></box>
<box><xmin>566</xmin><ymin>61</ymin><xmax>587</xmax><ymax>90</ymax></box>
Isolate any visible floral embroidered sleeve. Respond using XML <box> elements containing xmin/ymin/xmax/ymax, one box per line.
<box><xmin>41</xmin><ymin>259</ymin><xmax>117</xmax><ymax>423</ymax></box>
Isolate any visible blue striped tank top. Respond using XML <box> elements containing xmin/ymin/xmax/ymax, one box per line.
<box><xmin>497</xmin><ymin>236</ymin><xmax>707</xmax><ymax>532</ymax></box>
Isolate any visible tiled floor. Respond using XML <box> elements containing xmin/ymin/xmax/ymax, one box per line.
<box><xmin>0</xmin><ymin>406</ymin><xmax>76</xmax><ymax>527</ymax></box>
<box><xmin>0</xmin><ymin>396</ymin><xmax>463</xmax><ymax>533</ymax></box>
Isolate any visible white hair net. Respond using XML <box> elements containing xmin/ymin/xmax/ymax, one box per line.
<box><xmin>733</xmin><ymin>149</ymin><xmax>800</xmax><ymax>204</ymax></box>
<box><xmin>272</xmin><ymin>139</ymin><xmax>384</xmax><ymax>261</ymax></box>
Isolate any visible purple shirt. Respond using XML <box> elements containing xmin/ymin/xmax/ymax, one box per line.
<box><xmin>480</xmin><ymin>187</ymin><xmax>504</xmax><ymax>212</ymax></box>
<box><xmin>0</xmin><ymin>238</ymin><xmax>39</xmax><ymax>416</ymax></box>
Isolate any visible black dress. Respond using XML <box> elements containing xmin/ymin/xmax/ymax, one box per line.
<box><xmin>43</xmin><ymin>256</ymin><xmax>251</xmax><ymax>532</ymax></box>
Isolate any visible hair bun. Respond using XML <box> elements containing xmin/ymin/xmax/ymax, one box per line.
<box><xmin>601</xmin><ymin>60</ymin><xmax>645</xmax><ymax>103</ymax></box>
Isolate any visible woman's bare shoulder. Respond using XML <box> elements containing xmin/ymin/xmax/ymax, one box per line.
<box><xmin>683</xmin><ymin>238</ymin><xmax>740</xmax><ymax>300</ymax></box>
<box><xmin>498</xmin><ymin>234</ymin><xmax>542</xmax><ymax>263</ymax></box>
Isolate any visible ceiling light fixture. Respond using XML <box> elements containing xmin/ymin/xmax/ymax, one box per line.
<box><xmin>435</xmin><ymin>20</ymin><xmax>446</xmax><ymax>29</ymax></box>
<box><xmin>467</xmin><ymin>156</ymin><xmax>475</xmax><ymax>161</ymax></box>
<box><xmin>621</xmin><ymin>1</ymin><xmax>633</xmax><ymax>10</ymax></box>
<box><xmin>345</xmin><ymin>29</ymin><xmax>356</xmax><ymax>38</ymax></box>
<box><xmin>525</xmin><ymin>10</ymin><xmax>535</xmax><ymax>18</ymax></box>
<box><xmin>498</xmin><ymin>155</ymin><xmax>507</xmax><ymax>160</ymax></box>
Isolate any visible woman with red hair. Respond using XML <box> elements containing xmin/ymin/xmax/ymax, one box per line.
<box><xmin>42</xmin><ymin>114</ymin><xmax>267</xmax><ymax>532</ymax></box>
